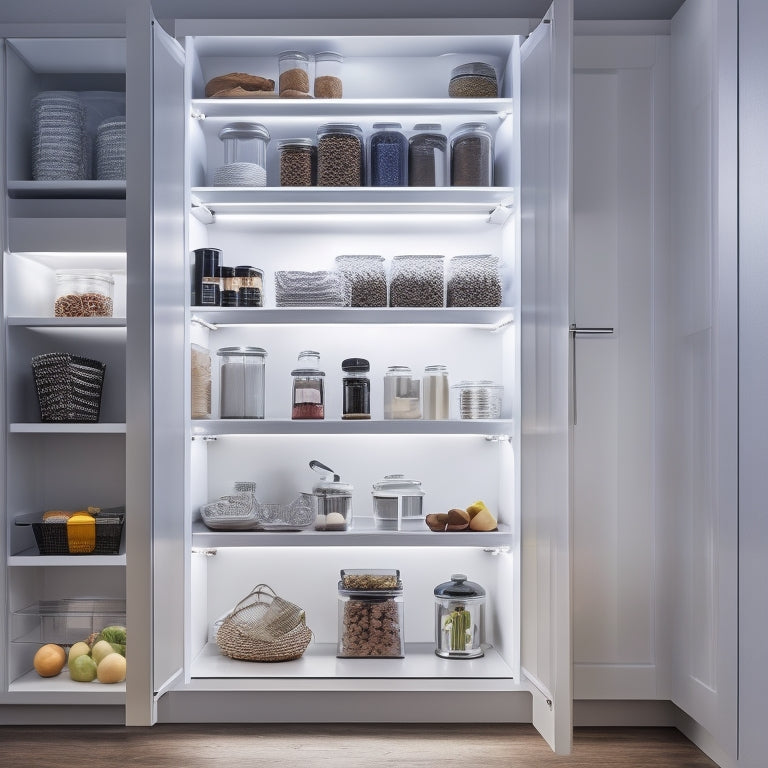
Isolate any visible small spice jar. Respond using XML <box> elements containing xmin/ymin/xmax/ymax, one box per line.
<box><xmin>314</xmin><ymin>51</ymin><xmax>343</xmax><ymax>98</ymax></box>
<box><xmin>448</xmin><ymin>62</ymin><xmax>498</xmax><ymax>98</ymax></box>
<box><xmin>193</xmin><ymin>247</ymin><xmax>221</xmax><ymax>306</ymax></box>
<box><xmin>213</xmin><ymin>122</ymin><xmax>269</xmax><ymax>187</ymax></box>
<box><xmin>278</xmin><ymin>50</ymin><xmax>311</xmax><ymax>97</ymax></box>
<box><xmin>451</xmin><ymin>122</ymin><xmax>493</xmax><ymax>187</ymax></box>
<box><xmin>383</xmin><ymin>365</ymin><xmax>421</xmax><ymax>420</ymax></box>
<box><xmin>337</xmin><ymin>569</ymin><xmax>404</xmax><ymax>658</ymax></box>
<box><xmin>408</xmin><ymin>124</ymin><xmax>448</xmax><ymax>187</ymax></box>
<box><xmin>369</xmin><ymin>123</ymin><xmax>408</xmax><ymax>187</ymax></box>
<box><xmin>278</xmin><ymin>138</ymin><xmax>317</xmax><ymax>186</ymax></box>
<box><xmin>341</xmin><ymin>358</ymin><xmax>371</xmax><ymax>420</ymax></box>
<box><xmin>54</xmin><ymin>270</ymin><xmax>115</xmax><ymax>318</ymax></box>
<box><xmin>291</xmin><ymin>350</ymin><xmax>325</xmax><ymax>420</ymax></box>
<box><xmin>317</xmin><ymin>123</ymin><xmax>364</xmax><ymax>187</ymax></box>
<box><xmin>422</xmin><ymin>364</ymin><xmax>450</xmax><ymax>420</ymax></box>
<box><xmin>217</xmin><ymin>346</ymin><xmax>267</xmax><ymax>419</ymax></box>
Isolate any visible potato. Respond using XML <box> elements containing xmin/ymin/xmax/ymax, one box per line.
<box><xmin>425</xmin><ymin>513</ymin><xmax>448</xmax><ymax>532</ymax></box>
<box><xmin>446</xmin><ymin>508</ymin><xmax>470</xmax><ymax>531</ymax></box>
<box><xmin>97</xmin><ymin>652</ymin><xmax>126</xmax><ymax>684</ymax></box>
<box><xmin>33</xmin><ymin>644</ymin><xmax>66</xmax><ymax>677</ymax></box>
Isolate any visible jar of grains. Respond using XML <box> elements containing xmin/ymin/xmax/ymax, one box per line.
<box><xmin>334</xmin><ymin>255</ymin><xmax>387</xmax><ymax>307</ymax></box>
<box><xmin>54</xmin><ymin>270</ymin><xmax>114</xmax><ymax>317</ymax></box>
<box><xmin>448</xmin><ymin>62</ymin><xmax>498</xmax><ymax>98</ymax></box>
<box><xmin>278</xmin><ymin>50</ymin><xmax>311</xmax><ymax>97</ymax></box>
<box><xmin>317</xmin><ymin>123</ymin><xmax>364</xmax><ymax>187</ymax></box>
<box><xmin>446</xmin><ymin>254</ymin><xmax>502</xmax><ymax>307</ymax></box>
<box><xmin>408</xmin><ymin>124</ymin><xmax>448</xmax><ymax>187</ymax></box>
<box><xmin>369</xmin><ymin>123</ymin><xmax>408</xmax><ymax>186</ymax></box>
<box><xmin>450</xmin><ymin>122</ymin><xmax>493</xmax><ymax>187</ymax></box>
<box><xmin>278</xmin><ymin>138</ymin><xmax>316</xmax><ymax>186</ymax></box>
<box><xmin>388</xmin><ymin>254</ymin><xmax>444</xmax><ymax>308</ymax></box>
<box><xmin>314</xmin><ymin>51</ymin><xmax>343</xmax><ymax>98</ymax></box>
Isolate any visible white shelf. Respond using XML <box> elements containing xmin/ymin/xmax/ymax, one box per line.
<box><xmin>9</xmin><ymin>668</ymin><xmax>125</xmax><ymax>704</ymax></box>
<box><xmin>7</xmin><ymin>180</ymin><xmax>126</xmax><ymax>199</ymax></box>
<box><xmin>8</xmin><ymin>317</ymin><xmax>126</xmax><ymax>328</ymax></box>
<box><xmin>8</xmin><ymin>548</ymin><xmax>126</xmax><ymax>567</ymax></box>
<box><xmin>191</xmin><ymin>642</ymin><xmax>517</xmax><ymax>685</ymax></box>
<box><xmin>192</xmin><ymin>307</ymin><xmax>513</xmax><ymax>327</ymax></box>
<box><xmin>10</xmin><ymin>423</ymin><xmax>127</xmax><ymax>434</ymax></box>
<box><xmin>192</xmin><ymin>187</ymin><xmax>514</xmax><ymax>216</ymax></box>
<box><xmin>191</xmin><ymin>517</ymin><xmax>512</xmax><ymax>549</ymax></box>
<box><xmin>191</xmin><ymin>419</ymin><xmax>513</xmax><ymax>438</ymax></box>
<box><xmin>192</xmin><ymin>97</ymin><xmax>513</xmax><ymax>120</ymax></box>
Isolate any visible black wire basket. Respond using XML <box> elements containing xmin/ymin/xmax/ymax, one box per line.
<box><xmin>31</xmin><ymin>352</ymin><xmax>106</xmax><ymax>423</ymax></box>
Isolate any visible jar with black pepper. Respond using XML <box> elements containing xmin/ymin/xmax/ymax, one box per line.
<box><xmin>341</xmin><ymin>358</ymin><xmax>370</xmax><ymax>420</ymax></box>
<box><xmin>291</xmin><ymin>350</ymin><xmax>325</xmax><ymax>420</ymax></box>
<box><xmin>450</xmin><ymin>122</ymin><xmax>493</xmax><ymax>187</ymax></box>
<box><xmin>278</xmin><ymin>139</ymin><xmax>316</xmax><ymax>186</ymax></box>
<box><xmin>408</xmin><ymin>124</ymin><xmax>448</xmax><ymax>187</ymax></box>
<box><xmin>369</xmin><ymin>122</ymin><xmax>408</xmax><ymax>187</ymax></box>
<box><xmin>317</xmin><ymin>123</ymin><xmax>364</xmax><ymax>187</ymax></box>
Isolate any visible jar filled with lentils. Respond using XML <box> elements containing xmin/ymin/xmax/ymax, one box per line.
<box><xmin>317</xmin><ymin>123</ymin><xmax>364</xmax><ymax>187</ymax></box>
<box><xmin>314</xmin><ymin>51</ymin><xmax>344</xmax><ymax>98</ymax></box>
<box><xmin>278</xmin><ymin>50</ymin><xmax>311</xmax><ymax>97</ymax></box>
<box><xmin>450</xmin><ymin>122</ymin><xmax>493</xmax><ymax>187</ymax></box>
<box><xmin>54</xmin><ymin>270</ymin><xmax>115</xmax><ymax>317</ymax></box>
<box><xmin>278</xmin><ymin>138</ymin><xmax>316</xmax><ymax>186</ymax></box>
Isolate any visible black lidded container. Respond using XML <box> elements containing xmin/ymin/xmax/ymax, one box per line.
<box><xmin>341</xmin><ymin>357</ymin><xmax>370</xmax><ymax>420</ymax></box>
<box><xmin>193</xmin><ymin>247</ymin><xmax>221</xmax><ymax>306</ymax></box>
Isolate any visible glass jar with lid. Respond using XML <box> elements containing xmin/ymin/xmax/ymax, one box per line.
<box><xmin>409</xmin><ymin>124</ymin><xmax>448</xmax><ymax>187</ymax></box>
<box><xmin>314</xmin><ymin>52</ymin><xmax>343</xmax><ymax>98</ymax></box>
<box><xmin>317</xmin><ymin>123</ymin><xmax>364</xmax><ymax>187</ymax></box>
<box><xmin>341</xmin><ymin>358</ymin><xmax>370</xmax><ymax>420</ymax></box>
<box><xmin>291</xmin><ymin>350</ymin><xmax>325</xmax><ymax>419</ymax></box>
<box><xmin>369</xmin><ymin>123</ymin><xmax>408</xmax><ymax>187</ymax></box>
<box><xmin>217</xmin><ymin>346</ymin><xmax>267</xmax><ymax>419</ymax></box>
<box><xmin>278</xmin><ymin>138</ymin><xmax>316</xmax><ymax>186</ymax></box>
<box><xmin>213</xmin><ymin>122</ymin><xmax>270</xmax><ymax>187</ymax></box>
<box><xmin>434</xmin><ymin>574</ymin><xmax>486</xmax><ymax>659</ymax></box>
<box><xmin>54</xmin><ymin>270</ymin><xmax>115</xmax><ymax>317</ymax></box>
<box><xmin>422</xmin><ymin>364</ymin><xmax>450</xmax><ymax>420</ymax></box>
<box><xmin>278</xmin><ymin>50</ymin><xmax>311</xmax><ymax>96</ymax></box>
<box><xmin>450</xmin><ymin>122</ymin><xmax>493</xmax><ymax>187</ymax></box>
<box><xmin>372</xmin><ymin>474</ymin><xmax>425</xmax><ymax>531</ymax></box>
<box><xmin>383</xmin><ymin>365</ymin><xmax>421</xmax><ymax>419</ymax></box>
<box><xmin>232</xmin><ymin>266</ymin><xmax>264</xmax><ymax>307</ymax></box>
<box><xmin>310</xmin><ymin>460</ymin><xmax>353</xmax><ymax>531</ymax></box>
<box><xmin>448</xmin><ymin>62</ymin><xmax>498</xmax><ymax>98</ymax></box>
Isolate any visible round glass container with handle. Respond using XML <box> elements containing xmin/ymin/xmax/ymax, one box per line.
<box><xmin>434</xmin><ymin>574</ymin><xmax>486</xmax><ymax>659</ymax></box>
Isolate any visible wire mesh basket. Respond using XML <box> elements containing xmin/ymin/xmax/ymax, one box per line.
<box><xmin>31</xmin><ymin>352</ymin><xmax>106</xmax><ymax>423</ymax></box>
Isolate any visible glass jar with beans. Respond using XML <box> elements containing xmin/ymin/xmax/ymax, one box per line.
<box><xmin>54</xmin><ymin>270</ymin><xmax>115</xmax><ymax>317</ymax></box>
<box><xmin>369</xmin><ymin>123</ymin><xmax>408</xmax><ymax>187</ymax></box>
<box><xmin>278</xmin><ymin>139</ymin><xmax>317</xmax><ymax>186</ymax></box>
<box><xmin>317</xmin><ymin>123</ymin><xmax>364</xmax><ymax>187</ymax></box>
<box><xmin>450</xmin><ymin>122</ymin><xmax>493</xmax><ymax>187</ymax></box>
<box><xmin>409</xmin><ymin>124</ymin><xmax>448</xmax><ymax>187</ymax></box>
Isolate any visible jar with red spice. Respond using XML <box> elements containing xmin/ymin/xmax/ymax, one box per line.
<box><xmin>291</xmin><ymin>350</ymin><xmax>325</xmax><ymax>419</ymax></box>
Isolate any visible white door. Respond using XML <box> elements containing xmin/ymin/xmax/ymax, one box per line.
<box><xmin>125</xmin><ymin>0</ymin><xmax>187</xmax><ymax>726</ymax></box>
<box><xmin>519</xmin><ymin>0</ymin><xmax>573</xmax><ymax>754</ymax></box>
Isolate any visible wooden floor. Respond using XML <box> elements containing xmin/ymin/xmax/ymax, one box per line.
<box><xmin>0</xmin><ymin>724</ymin><xmax>719</xmax><ymax>767</ymax></box>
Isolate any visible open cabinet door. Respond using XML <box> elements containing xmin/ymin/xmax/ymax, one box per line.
<box><xmin>519</xmin><ymin>0</ymin><xmax>573</xmax><ymax>754</ymax></box>
<box><xmin>125</xmin><ymin>0</ymin><xmax>187</xmax><ymax>725</ymax></box>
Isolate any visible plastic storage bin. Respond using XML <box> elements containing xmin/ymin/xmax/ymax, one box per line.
<box><xmin>446</xmin><ymin>254</ymin><xmax>502</xmax><ymax>307</ymax></box>
<box><xmin>335</xmin><ymin>255</ymin><xmax>387</xmax><ymax>307</ymax></box>
<box><xmin>369</xmin><ymin>123</ymin><xmax>408</xmax><ymax>186</ymax></box>
<box><xmin>278</xmin><ymin>138</ymin><xmax>316</xmax><ymax>186</ymax></box>
<box><xmin>14</xmin><ymin>507</ymin><xmax>125</xmax><ymax>555</ymax></box>
<box><xmin>448</xmin><ymin>62</ymin><xmax>498</xmax><ymax>98</ymax></box>
<box><xmin>409</xmin><ymin>124</ymin><xmax>448</xmax><ymax>187</ymax></box>
<box><xmin>388</xmin><ymin>254</ymin><xmax>444</xmax><ymax>308</ymax></box>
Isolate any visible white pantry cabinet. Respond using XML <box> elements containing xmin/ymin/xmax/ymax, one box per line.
<box><xmin>124</xmin><ymin>0</ymin><xmax>572</xmax><ymax>753</ymax></box>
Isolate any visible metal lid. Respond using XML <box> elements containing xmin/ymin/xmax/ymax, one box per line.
<box><xmin>234</xmin><ymin>266</ymin><xmax>263</xmax><ymax>276</ymax></box>
<box><xmin>372</xmin><ymin>474</ymin><xmax>424</xmax><ymax>493</ymax></box>
<box><xmin>277</xmin><ymin>138</ymin><xmax>316</xmax><ymax>151</ymax></box>
<box><xmin>372</xmin><ymin>122</ymin><xmax>403</xmax><ymax>131</ymax></box>
<box><xmin>216</xmin><ymin>346</ymin><xmax>267</xmax><ymax>357</ymax></box>
<box><xmin>434</xmin><ymin>574</ymin><xmax>486</xmax><ymax>599</ymax></box>
<box><xmin>315</xmin><ymin>51</ymin><xmax>344</xmax><ymax>62</ymax></box>
<box><xmin>218</xmin><ymin>122</ymin><xmax>270</xmax><ymax>142</ymax></box>
<box><xmin>424</xmin><ymin>364</ymin><xmax>449</xmax><ymax>374</ymax></box>
<box><xmin>449</xmin><ymin>62</ymin><xmax>497</xmax><ymax>81</ymax></box>
<box><xmin>413</xmin><ymin>123</ymin><xmax>442</xmax><ymax>131</ymax></box>
<box><xmin>385</xmin><ymin>365</ymin><xmax>413</xmax><ymax>376</ymax></box>
<box><xmin>342</xmin><ymin>357</ymin><xmax>370</xmax><ymax>373</ymax></box>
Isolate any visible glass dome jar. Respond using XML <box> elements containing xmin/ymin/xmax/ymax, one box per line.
<box><xmin>213</xmin><ymin>122</ymin><xmax>270</xmax><ymax>187</ymax></box>
<box><xmin>434</xmin><ymin>574</ymin><xmax>486</xmax><ymax>659</ymax></box>
<box><xmin>54</xmin><ymin>270</ymin><xmax>115</xmax><ymax>317</ymax></box>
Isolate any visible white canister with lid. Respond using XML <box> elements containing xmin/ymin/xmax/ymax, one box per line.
<box><xmin>372</xmin><ymin>474</ymin><xmax>425</xmax><ymax>531</ymax></box>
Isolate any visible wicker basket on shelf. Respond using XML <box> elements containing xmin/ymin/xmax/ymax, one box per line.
<box><xmin>216</xmin><ymin>584</ymin><xmax>312</xmax><ymax>662</ymax></box>
<box><xmin>31</xmin><ymin>352</ymin><xmax>106</xmax><ymax>423</ymax></box>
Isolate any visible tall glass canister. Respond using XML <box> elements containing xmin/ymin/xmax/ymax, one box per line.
<box><xmin>216</xmin><ymin>346</ymin><xmax>267</xmax><ymax>418</ymax></box>
<box><xmin>291</xmin><ymin>350</ymin><xmax>325</xmax><ymax>419</ymax></box>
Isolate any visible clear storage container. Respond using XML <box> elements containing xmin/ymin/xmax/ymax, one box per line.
<box><xmin>279</xmin><ymin>50</ymin><xmax>311</xmax><ymax>96</ymax></box>
<box><xmin>448</xmin><ymin>62</ymin><xmax>498</xmax><ymax>98</ymax></box>
<box><xmin>342</xmin><ymin>358</ymin><xmax>371</xmax><ymax>420</ymax></box>
<box><xmin>309</xmin><ymin>460</ymin><xmax>352</xmax><ymax>531</ymax></box>
<box><xmin>291</xmin><ymin>350</ymin><xmax>325</xmax><ymax>419</ymax></box>
<box><xmin>213</xmin><ymin>122</ymin><xmax>269</xmax><ymax>187</ymax></box>
<box><xmin>54</xmin><ymin>270</ymin><xmax>114</xmax><ymax>317</ymax></box>
<box><xmin>217</xmin><ymin>346</ymin><xmax>267</xmax><ymax>418</ymax></box>
<box><xmin>337</xmin><ymin>569</ymin><xmax>404</xmax><ymax>658</ymax></box>
<box><xmin>191</xmin><ymin>344</ymin><xmax>211</xmax><ymax>419</ymax></box>
<box><xmin>372</xmin><ymin>474</ymin><xmax>425</xmax><ymax>531</ymax></box>
<box><xmin>317</xmin><ymin>123</ymin><xmax>364</xmax><ymax>187</ymax></box>
<box><xmin>422</xmin><ymin>364</ymin><xmax>450</xmax><ymax>420</ymax></box>
<box><xmin>314</xmin><ymin>51</ymin><xmax>343</xmax><ymax>98</ymax></box>
<box><xmin>408</xmin><ymin>123</ymin><xmax>448</xmax><ymax>187</ymax></box>
<box><xmin>335</xmin><ymin>255</ymin><xmax>387</xmax><ymax>307</ymax></box>
<box><xmin>450</xmin><ymin>122</ymin><xmax>493</xmax><ymax>187</ymax></box>
<box><xmin>369</xmin><ymin>122</ymin><xmax>408</xmax><ymax>187</ymax></box>
<box><xmin>446</xmin><ymin>254</ymin><xmax>502</xmax><ymax>307</ymax></box>
<box><xmin>388</xmin><ymin>254</ymin><xmax>444</xmax><ymax>308</ymax></box>
<box><xmin>452</xmin><ymin>380</ymin><xmax>503</xmax><ymax>419</ymax></box>
<box><xmin>278</xmin><ymin>138</ymin><xmax>316</xmax><ymax>186</ymax></box>
<box><xmin>383</xmin><ymin>365</ymin><xmax>421</xmax><ymax>419</ymax></box>
<box><xmin>434</xmin><ymin>574</ymin><xmax>486</xmax><ymax>659</ymax></box>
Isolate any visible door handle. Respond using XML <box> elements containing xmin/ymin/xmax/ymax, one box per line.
<box><xmin>569</xmin><ymin>324</ymin><xmax>614</xmax><ymax>425</ymax></box>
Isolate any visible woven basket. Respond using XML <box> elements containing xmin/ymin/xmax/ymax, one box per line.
<box><xmin>31</xmin><ymin>352</ymin><xmax>106</xmax><ymax>422</ymax></box>
<box><xmin>216</xmin><ymin>584</ymin><xmax>312</xmax><ymax>662</ymax></box>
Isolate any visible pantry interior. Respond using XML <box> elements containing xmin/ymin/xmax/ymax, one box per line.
<box><xmin>0</xmin><ymin>0</ymin><xmax>752</xmax><ymax>766</ymax></box>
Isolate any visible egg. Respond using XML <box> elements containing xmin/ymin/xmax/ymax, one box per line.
<box><xmin>325</xmin><ymin>512</ymin><xmax>347</xmax><ymax>530</ymax></box>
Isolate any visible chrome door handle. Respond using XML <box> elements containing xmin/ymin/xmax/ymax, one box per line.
<box><xmin>569</xmin><ymin>324</ymin><xmax>614</xmax><ymax>425</ymax></box>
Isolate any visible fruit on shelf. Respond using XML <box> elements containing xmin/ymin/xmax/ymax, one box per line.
<box><xmin>91</xmin><ymin>639</ymin><xmax>115</xmax><ymax>666</ymax></box>
<box><xmin>446</xmin><ymin>508</ymin><xmax>470</xmax><ymax>531</ymax></box>
<box><xmin>69</xmin><ymin>653</ymin><xmax>98</xmax><ymax>682</ymax></box>
<box><xmin>33</xmin><ymin>644</ymin><xmax>66</xmax><ymax>677</ymax></box>
<box><xmin>467</xmin><ymin>501</ymin><xmax>498</xmax><ymax>531</ymax></box>
<box><xmin>68</xmin><ymin>641</ymin><xmax>91</xmax><ymax>664</ymax></box>
<box><xmin>96</xmin><ymin>625</ymin><xmax>126</xmax><ymax>656</ymax></box>
<box><xmin>96</xmin><ymin>652</ymin><xmax>126</xmax><ymax>684</ymax></box>
<box><xmin>425</xmin><ymin>501</ymin><xmax>498</xmax><ymax>532</ymax></box>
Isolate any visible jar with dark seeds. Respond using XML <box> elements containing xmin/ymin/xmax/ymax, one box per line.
<box><xmin>446</xmin><ymin>254</ymin><xmax>502</xmax><ymax>307</ymax></box>
<box><xmin>448</xmin><ymin>62</ymin><xmax>498</xmax><ymax>98</ymax></box>
<box><xmin>408</xmin><ymin>124</ymin><xmax>447</xmax><ymax>187</ymax></box>
<box><xmin>369</xmin><ymin>123</ymin><xmax>408</xmax><ymax>186</ymax></box>
<box><xmin>317</xmin><ymin>123</ymin><xmax>364</xmax><ymax>187</ymax></box>
<box><xmin>335</xmin><ymin>255</ymin><xmax>388</xmax><ymax>307</ymax></box>
<box><xmin>389</xmin><ymin>255</ymin><xmax>445</xmax><ymax>308</ymax></box>
<box><xmin>451</xmin><ymin>122</ymin><xmax>493</xmax><ymax>187</ymax></box>
<box><xmin>278</xmin><ymin>138</ymin><xmax>316</xmax><ymax>186</ymax></box>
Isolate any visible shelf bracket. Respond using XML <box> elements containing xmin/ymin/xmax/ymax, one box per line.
<box><xmin>191</xmin><ymin>194</ymin><xmax>215</xmax><ymax>224</ymax></box>
<box><xmin>487</xmin><ymin>196</ymin><xmax>515</xmax><ymax>226</ymax></box>
<box><xmin>483</xmin><ymin>545</ymin><xmax>512</xmax><ymax>555</ymax></box>
<box><xmin>191</xmin><ymin>548</ymin><xmax>217</xmax><ymax>557</ymax></box>
<box><xmin>191</xmin><ymin>108</ymin><xmax>206</xmax><ymax>120</ymax></box>
<box><xmin>191</xmin><ymin>314</ymin><xmax>219</xmax><ymax>331</ymax></box>
<box><xmin>484</xmin><ymin>434</ymin><xmax>511</xmax><ymax>443</ymax></box>
<box><xmin>191</xmin><ymin>434</ymin><xmax>218</xmax><ymax>442</ymax></box>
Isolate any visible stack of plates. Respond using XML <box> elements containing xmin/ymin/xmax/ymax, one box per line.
<box><xmin>275</xmin><ymin>270</ymin><xmax>350</xmax><ymax>307</ymax></box>
<box><xmin>95</xmin><ymin>116</ymin><xmax>126</xmax><ymax>180</ymax></box>
<box><xmin>31</xmin><ymin>91</ymin><xmax>87</xmax><ymax>181</ymax></box>
<box><xmin>213</xmin><ymin>161</ymin><xmax>267</xmax><ymax>187</ymax></box>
